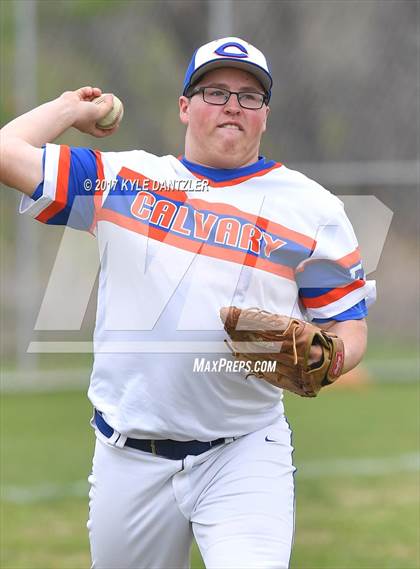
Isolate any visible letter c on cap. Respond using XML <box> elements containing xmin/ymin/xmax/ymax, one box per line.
<box><xmin>214</xmin><ymin>42</ymin><xmax>248</xmax><ymax>59</ymax></box>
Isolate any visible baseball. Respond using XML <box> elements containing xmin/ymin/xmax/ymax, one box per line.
<box><xmin>93</xmin><ymin>94</ymin><xmax>124</xmax><ymax>129</ymax></box>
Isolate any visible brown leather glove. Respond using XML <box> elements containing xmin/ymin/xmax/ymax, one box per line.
<box><xmin>220</xmin><ymin>306</ymin><xmax>345</xmax><ymax>397</ymax></box>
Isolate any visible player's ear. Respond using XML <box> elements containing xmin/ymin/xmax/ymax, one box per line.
<box><xmin>179</xmin><ymin>96</ymin><xmax>190</xmax><ymax>126</ymax></box>
<box><xmin>261</xmin><ymin>105</ymin><xmax>270</xmax><ymax>133</ymax></box>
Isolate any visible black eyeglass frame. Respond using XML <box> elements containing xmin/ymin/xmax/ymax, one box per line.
<box><xmin>188</xmin><ymin>86</ymin><xmax>269</xmax><ymax>110</ymax></box>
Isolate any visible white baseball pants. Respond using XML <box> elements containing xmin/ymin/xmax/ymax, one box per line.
<box><xmin>88</xmin><ymin>416</ymin><xmax>295</xmax><ymax>569</ymax></box>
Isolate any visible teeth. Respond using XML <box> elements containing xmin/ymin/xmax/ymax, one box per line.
<box><xmin>221</xmin><ymin>124</ymin><xmax>240</xmax><ymax>130</ymax></box>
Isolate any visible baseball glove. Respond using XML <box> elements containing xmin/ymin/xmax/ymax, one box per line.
<box><xmin>220</xmin><ymin>306</ymin><xmax>345</xmax><ymax>397</ymax></box>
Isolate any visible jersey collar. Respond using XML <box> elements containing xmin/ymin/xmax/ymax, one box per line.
<box><xmin>179</xmin><ymin>155</ymin><xmax>281</xmax><ymax>186</ymax></box>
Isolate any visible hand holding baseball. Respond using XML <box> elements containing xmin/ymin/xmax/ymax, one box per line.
<box><xmin>66</xmin><ymin>86</ymin><xmax>123</xmax><ymax>137</ymax></box>
<box><xmin>92</xmin><ymin>94</ymin><xmax>124</xmax><ymax>130</ymax></box>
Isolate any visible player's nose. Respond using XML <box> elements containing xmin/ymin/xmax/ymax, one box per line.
<box><xmin>223</xmin><ymin>93</ymin><xmax>242</xmax><ymax>114</ymax></box>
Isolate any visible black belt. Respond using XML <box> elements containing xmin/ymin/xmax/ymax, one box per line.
<box><xmin>94</xmin><ymin>409</ymin><xmax>227</xmax><ymax>460</ymax></box>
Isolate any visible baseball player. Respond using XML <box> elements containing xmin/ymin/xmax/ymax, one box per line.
<box><xmin>0</xmin><ymin>38</ymin><xmax>375</xmax><ymax>568</ymax></box>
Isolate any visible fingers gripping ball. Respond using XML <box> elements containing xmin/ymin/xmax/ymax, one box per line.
<box><xmin>93</xmin><ymin>94</ymin><xmax>124</xmax><ymax>129</ymax></box>
<box><xmin>220</xmin><ymin>306</ymin><xmax>345</xmax><ymax>397</ymax></box>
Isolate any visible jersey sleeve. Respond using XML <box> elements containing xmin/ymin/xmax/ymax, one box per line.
<box><xmin>19</xmin><ymin>143</ymin><xmax>104</xmax><ymax>232</ymax></box>
<box><xmin>295</xmin><ymin>198</ymin><xmax>376</xmax><ymax>322</ymax></box>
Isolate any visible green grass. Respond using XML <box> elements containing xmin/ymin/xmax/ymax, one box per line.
<box><xmin>1</xmin><ymin>383</ymin><xmax>419</xmax><ymax>568</ymax></box>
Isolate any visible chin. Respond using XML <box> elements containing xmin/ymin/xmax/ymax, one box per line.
<box><xmin>218</xmin><ymin>129</ymin><xmax>243</xmax><ymax>144</ymax></box>
<box><xmin>218</xmin><ymin>137</ymin><xmax>242</xmax><ymax>155</ymax></box>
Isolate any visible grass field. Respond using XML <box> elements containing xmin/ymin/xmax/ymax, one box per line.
<box><xmin>1</xmin><ymin>382</ymin><xmax>419</xmax><ymax>568</ymax></box>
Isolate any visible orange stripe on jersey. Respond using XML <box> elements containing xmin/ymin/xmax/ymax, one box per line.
<box><xmin>301</xmin><ymin>279</ymin><xmax>365</xmax><ymax>308</ymax></box>
<box><xmin>188</xmin><ymin>197</ymin><xmax>315</xmax><ymax>251</ymax></box>
<box><xmin>97</xmin><ymin>209</ymin><xmax>295</xmax><ymax>281</ymax></box>
<box><xmin>295</xmin><ymin>247</ymin><xmax>361</xmax><ymax>274</ymax></box>
<box><xmin>89</xmin><ymin>150</ymin><xmax>105</xmax><ymax>234</ymax></box>
<box><xmin>336</xmin><ymin>247</ymin><xmax>361</xmax><ymax>268</ymax></box>
<box><xmin>36</xmin><ymin>145</ymin><xmax>71</xmax><ymax>223</ymax></box>
<box><xmin>118</xmin><ymin>167</ymin><xmax>152</xmax><ymax>186</ymax></box>
<box><xmin>94</xmin><ymin>149</ymin><xmax>105</xmax><ymax>191</ymax></box>
<box><xmin>116</xmin><ymin>167</ymin><xmax>316</xmax><ymax>251</ymax></box>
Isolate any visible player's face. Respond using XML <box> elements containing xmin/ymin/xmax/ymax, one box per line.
<box><xmin>179</xmin><ymin>68</ymin><xmax>270</xmax><ymax>169</ymax></box>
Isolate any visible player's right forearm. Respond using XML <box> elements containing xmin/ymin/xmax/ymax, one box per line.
<box><xmin>0</xmin><ymin>94</ymin><xmax>80</xmax><ymax>195</ymax></box>
<box><xmin>0</xmin><ymin>87</ymin><xmax>114</xmax><ymax>195</ymax></box>
<box><xmin>1</xmin><ymin>94</ymin><xmax>80</xmax><ymax>148</ymax></box>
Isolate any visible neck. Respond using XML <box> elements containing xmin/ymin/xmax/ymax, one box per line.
<box><xmin>184</xmin><ymin>150</ymin><xmax>260</xmax><ymax>169</ymax></box>
<box><xmin>183</xmin><ymin>154</ymin><xmax>263</xmax><ymax>170</ymax></box>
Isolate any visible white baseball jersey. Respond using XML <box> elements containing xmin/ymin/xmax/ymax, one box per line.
<box><xmin>21</xmin><ymin>145</ymin><xmax>375</xmax><ymax>440</ymax></box>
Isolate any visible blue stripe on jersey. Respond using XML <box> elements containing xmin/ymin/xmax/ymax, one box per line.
<box><xmin>269</xmin><ymin>242</ymin><xmax>314</xmax><ymax>269</ymax></box>
<box><xmin>42</xmin><ymin>147</ymin><xmax>99</xmax><ymax>230</ymax></box>
<box><xmin>31</xmin><ymin>182</ymin><xmax>43</xmax><ymax>201</ymax></box>
<box><xmin>296</xmin><ymin>259</ymin><xmax>365</xmax><ymax>291</ymax></box>
<box><xmin>299</xmin><ymin>286</ymin><xmax>333</xmax><ymax>298</ymax></box>
<box><xmin>312</xmin><ymin>299</ymin><xmax>367</xmax><ymax>322</ymax></box>
<box><xmin>180</xmin><ymin>155</ymin><xmax>276</xmax><ymax>182</ymax></box>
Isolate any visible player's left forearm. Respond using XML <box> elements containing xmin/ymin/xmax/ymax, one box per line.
<box><xmin>321</xmin><ymin>319</ymin><xmax>368</xmax><ymax>374</ymax></box>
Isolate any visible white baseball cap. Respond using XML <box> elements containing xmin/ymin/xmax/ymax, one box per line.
<box><xmin>183</xmin><ymin>37</ymin><xmax>272</xmax><ymax>102</ymax></box>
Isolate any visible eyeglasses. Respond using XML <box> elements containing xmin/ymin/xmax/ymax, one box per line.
<box><xmin>189</xmin><ymin>86</ymin><xmax>268</xmax><ymax>110</ymax></box>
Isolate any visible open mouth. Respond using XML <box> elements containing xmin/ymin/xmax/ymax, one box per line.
<box><xmin>218</xmin><ymin>123</ymin><xmax>243</xmax><ymax>131</ymax></box>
